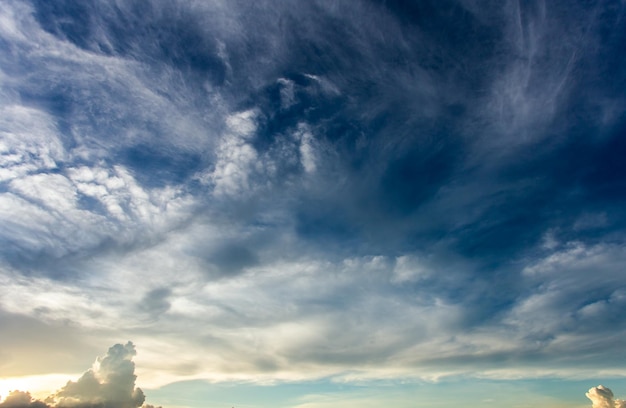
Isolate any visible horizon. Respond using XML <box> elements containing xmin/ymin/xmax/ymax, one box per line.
<box><xmin>1</xmin><ymin>0</ymin><xmax>626</xmax><ymax>407</ymax></box>
<box><xmin>1</xmin><ymin>342</ymin><xmax>626</xmax><ymax>408</ymax></box>
<box><xmin>1</xmin><ymin>342</ymin><xmax>625</xmax><ymax>408</ymax></box>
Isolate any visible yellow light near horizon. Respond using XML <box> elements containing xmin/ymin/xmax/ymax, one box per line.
<box><xmin>0</xmin><ymin>374</ymin><xmax>77</xmax><ymax>402</ymax></box>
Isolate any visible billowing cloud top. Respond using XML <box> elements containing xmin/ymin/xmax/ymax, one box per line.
<box><xmin>0</xmin><ymin>0</ymin><xmax>625</xmax><ymax>394</ymax></box>
<box><xmin>0</xmin><ymin>343</ymin><xmax>146</xmax><ymax>408</ymax></box>
<box><xmin>587</xmin><ymin>386</ymin><xmax>626</xmax><ymax>408</ymax></box>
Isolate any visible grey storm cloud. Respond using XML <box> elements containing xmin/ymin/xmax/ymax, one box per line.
<box><xmin>0</xmin><ymin>343</ymin><xmax>148</xmax><ymax>408</ymax></box>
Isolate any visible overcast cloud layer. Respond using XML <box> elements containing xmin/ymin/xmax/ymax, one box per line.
<box><xmin>1</xmin><ymin>0</ymin><xmax>626</xmax><ymax>399</ymax></box>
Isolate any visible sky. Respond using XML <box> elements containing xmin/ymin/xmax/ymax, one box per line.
<box><xmin>0</xmin><ymin>0</ymin><xmax>626</xmax><ymax>407</ymax></box>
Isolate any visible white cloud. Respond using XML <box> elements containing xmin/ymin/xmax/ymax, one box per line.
<box><xmin>302</xmin><ymin>74</ymin><xmax>340</xmax><ymax>96</ymax></box>
<box><xmin>586</xmin><ymin>386</ymin><xmax>626</xmax><ymax>408</ymax></box>
<box><xmin>0</xmin><ymin>191</ymin><xmax>108</xmax><ymax>257</ymax></box>
<box><xmin>0</xmin><ymin>272</ymin><xmax>110</xmax><ymax>328</ymax></box>
<box><xmin>1</xmin><ymin>163</ymin><xmax>194</xmax><ymax>260</ymax></box>
<box><xmin>294</xmin><ymin>124</ymin><xmax>317</xmax><ymax>174</ymax></box>
<box><xmin>206</xmin><ymin>109</ymin><xmax>261</xmax><ymax>196</ymax></box>
<box><xmin>0</xmin><ymin>105</ymin><xmax>66</xmax><ymax>182</ymax></box>
<box><xmin>0</xmin><ymin>246</ymin><xmax>463</xmax><ymax>385</ymax></box>
<box><xmin>391</xmin><ymin>255</ymin><xmax>430</xmax><ymax>284</ymax></box>
<box><xmin>0</xmin><ymin>0</ymin><xmax>623</xmax><ymax>397</ymax></box>
<box><xmin>0</xmin><ymin>0</ymin><xmax>36</xmax><ymax>45</ymax></box>
<box><xmin>500</xmin><ymin>241</ymin><xmax>626</xmax><ymax>358</ymax></box>
<box><xmin>0</xmin><ymin>343</ymin><xmax>146</xmax><ymax>408</ymax></box>
<box><xmin>470</xmin><ymin>0</ymin><xmax>599</xmax><ymax>158</ymax></box>
<box><xmin>540</xmin><ymin>229</ymin><xmax>559</xmax><ymax>250</ymax></box>
<box><xmin>278</xmin><ymin>78</ymin><xmax>296</xmax><ymax>109</ymax></box>
<box><xmin>522</xmin><ymin>242</ymin><xmax>626</xmax><ymax>280</ymax></box>
<box><xmin>2</xmin><ymin>223</ymin><xmax>625</xmax><ymax>390</ymax></box>
<box><xmin>9</xmin><ymin>174</ymin><xmax>77</xmax><ymax>213</ymax></box>
<box><xmin>0</xmin><ymin>0</ymin><xmax>224</xmax><ymax>163</ymax></box>
<box><xmin>50</xmin><ymin>342</ymin><xmax>145</xmax><ymax>408</ymax></box>
<box><xmin>0</xmin><ymin>0</ymin><xmax>213</xmax><ymax>263</ymax></box>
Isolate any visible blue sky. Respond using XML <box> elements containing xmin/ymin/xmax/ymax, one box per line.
<box><xmin>1</xmin><ymin>0</ymin><xmax>626</xmax><ymax>407</ymax></box>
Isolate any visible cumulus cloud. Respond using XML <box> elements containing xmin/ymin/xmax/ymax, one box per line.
<box><xmin>0</xmin><ymin>343</ymin><xmax>149</xmax><ymax>408</ymax></box>
<box><xmin>586</xmin><ymin>386</ymin><xmax>626</xmax><ymax>408</ymax></box>
<box><xmin>0</xmin><ymin>391</ymin><xmax>48</xmax><ymax>408</ymax></box>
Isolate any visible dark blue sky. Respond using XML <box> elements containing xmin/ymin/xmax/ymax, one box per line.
<box><xmin>1</xmin><ymin>0</ymin><xmax>626</xmax><ymax>407</ymax></box>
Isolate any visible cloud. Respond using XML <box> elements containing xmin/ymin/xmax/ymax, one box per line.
<box><xmin>477</xmin><ymin>0</ymin><xmax>599</xmax><ymax>144</ymax></box>
<box><xmin>294</xmin><ymin>124</ymin><xmax>317</xmax><ymax>174</ymax></box>
<box><xmin>0</xmin><ymin>391</ymin><xmax>48</xmax><ymax>408</ymax></box>
<box><xmin>51</xmin><ymin>342</ymin><xmax>145</xmax><ymax>408</ymax></box>
<box><xmin>586</xmin><ymin>386</ymin><xmax>626</xmax><ymax>408</ymax></box>
<box><xmin>0</xmin><ymin>0</ymin><xmax>216</xmax><ymax>267</ymax></box>
<box><xmin>277</xmin><ymin>78</ymin><xmax>296</xmax><ymax>109</ymax></box>
<box><xmin>497</xmin><ymin>241</ymin><xmax>626</xmax><ymax>365</ymax></box>
<box><xmin>0</xmin><ymin>343</ymin><xmax>147</xmax><ymax>408</ymax></box>
<box><xmin>1</xmin><ymin>163</ymin><xmax>194</xmax><ymax>266</ymax></box>
<box><xmin>207</xmin><ymin>243</ymin><xmax>259</xmax><ymax>277</ymax></box>
<box><xmin>138</xmin><ymin>288</ymin><xmax>173</xmax><ymax>320</ymax></box>
<box><xmin>1</xmin><ymin>0</ymin><xmax>625</xmax><ymax>397</ymax></box>
<box><xmin>205</xmin><ymin>110</ymin><xmax>261</xmax><ymax>197</ymax></box>
<box><xmin>0</xmin><ymin>105</ymin><xmax>66</xmax><ymax>182</ymax></box>
<box><xmin>390</xmin><ymin>255</ymin><xmax>431</xmax><ymax>284</ymax></box>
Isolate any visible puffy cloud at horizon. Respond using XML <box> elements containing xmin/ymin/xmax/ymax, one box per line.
<box><xmin>587</xmin><ymin>386</ymin><xmax>626</xmax><ymax>408</ymax></box>
<box><xmin>1</xmin><ymin>343</ymin><xmax>147</xmax><ymax>408</ymax></box>
<box><xmin>1</xmin><ymin>0</ymin><xmax>626</xmax><ymax>406</ymax></box>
